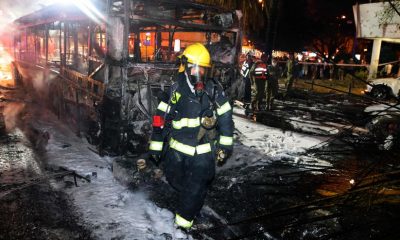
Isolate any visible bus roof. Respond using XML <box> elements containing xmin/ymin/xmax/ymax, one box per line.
<box><xmin>14</xmin><ymin>3</ymin><xmax>87</xmax><ymax>29</ymax></box>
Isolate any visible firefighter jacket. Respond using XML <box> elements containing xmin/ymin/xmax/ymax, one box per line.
<box><xmin>149</xmin><ymin>73</ymin><xmax>234</xmax><ymax>157</ymax></box>
<box><xmin>252</xmin><ymin>60</ymin><xmax>267</xmax><ymax>80</ymax></box>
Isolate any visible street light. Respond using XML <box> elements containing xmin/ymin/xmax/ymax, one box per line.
<box><xmin>258</xmin><ymin>0</ymin><xmax>264</xmax><ymax>8</ymax></box>
<box><xmin>49</xmin><ymin>0</ymin><xmax>105</xmax><ymax>24</ymax></box>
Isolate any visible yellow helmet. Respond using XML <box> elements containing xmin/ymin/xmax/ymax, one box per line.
<box><xmin>178</xmin><ymin>43</ymin><xmax>211</xmax><ymax>72</ymax></box>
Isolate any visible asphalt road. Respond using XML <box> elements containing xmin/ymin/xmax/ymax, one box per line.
<box><xmin>0</xmin><ymin>87</ymin><xmax>92</xmax><ymax>240</ymax></box>
<box><xmin>149</xmin><ymin>91</ymin><xmax>400</xmax><ymax>240</ymax></box>
<box><xmin>0</xmin><ymin>81</ymin><xmax>399</xmax><ymax>240</ymax></box>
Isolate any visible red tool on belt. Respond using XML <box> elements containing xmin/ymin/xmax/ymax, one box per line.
<box><xmin>152</xmin><ymin>115</ymin><xmax>165</xmax><ymax>128</ymax></box>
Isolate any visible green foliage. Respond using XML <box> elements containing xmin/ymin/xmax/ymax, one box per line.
<box><xmin>354</xmin><ymin>68</ymin><xmax>369</xmax><ymax>81</ymax></box>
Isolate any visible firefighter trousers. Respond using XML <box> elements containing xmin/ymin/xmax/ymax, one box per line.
<box><xmin>164</xmin><ymin>148</ymin><xmax>215</xmax><ymax>221</ymax></box>
<box><xmin>244</xmin><ymin>76</ymin><xmax>252</xmax><ymax>104</ymax></box>
<box><xmin>267</xmin><ymin>79</ymin><xmax>279</xmax><ymax>110</ymax></box>
<box><xmin>254</xmin><ymin>78</ymin><xmax>266</xmax><ymax>108</ymax></box>
<box><xmin>286</xmin><ymin>76</ymin><xmax>295</xmax><ymax>93</ymax></box>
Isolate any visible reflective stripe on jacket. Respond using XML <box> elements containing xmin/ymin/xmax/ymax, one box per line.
<box><xmin>149</xmin><ymin>73</ymin><xmax>234</xmax><ymax>155</ymax></box>
<box><xmin>254</xmin><ymin>61</ymin><xmax>267</xmax><ymax>80</ymax></box>
<box><xmin>240</xmin><ymin>61</ymin><xmax>252</xmax><ymax>78</ymax></box>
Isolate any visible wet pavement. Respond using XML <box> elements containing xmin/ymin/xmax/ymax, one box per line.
<box><xmin>146</xmin><ymin>91</ymin><xmax>400</xmax><ymax>239</ymax></box>
<box><xmin>0</xmin><ymin>79</ymin><xmax>399</xmax><ymax>240</ymax></box>
<box><xmin>207</xmin><ymin>92</ymin><xmax>400</xmax><ymax>239</ymax></box>
<box><xmin>0</xmin><ymin>88</ymin><xmax>92</xmax><ymax>240</ymax></box>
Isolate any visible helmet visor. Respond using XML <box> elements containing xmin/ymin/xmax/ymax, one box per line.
<box><xmin>188</xmin><ymin>63</ymin><xmax>209</xmax><ymax>85</ymax></box>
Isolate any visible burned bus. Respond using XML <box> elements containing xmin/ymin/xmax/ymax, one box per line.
<box><xmin>11</xmin><ymin>0</ymin><xmax>242</xmax><ymax>155</ymax></box>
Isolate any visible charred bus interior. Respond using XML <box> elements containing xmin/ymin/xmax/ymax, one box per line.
<box><xmin>11</xmin><ymin>0</ymin><xmax>242</xmax><ymax>156</ymax></box>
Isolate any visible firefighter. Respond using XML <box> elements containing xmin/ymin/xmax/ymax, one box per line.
<box><xmin>251</xmin><ymin>54</ymin><xmax>268</xmax><ymax>111</ymax></box>
<box><xmin>240</xmin><ymin>51</ymin><xmax>255</xmax><ymax>109</ymax></box>
<box><xmin>148</xmin><ymin>43</ymin><xmax>234</xmax><ymax>230</ymax></box>
<box><xmin>266</xmin><ymin>58</ymin><xmax>281</xmax><ymax>110</ymax></box>
<box><xmin>284</xmin><ymin>52</ymin><xmax>295</xmax><ymax>94</ymax></box>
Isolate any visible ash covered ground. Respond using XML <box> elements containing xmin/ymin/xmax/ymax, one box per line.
<box><xmin>0</xmin><ymin>84</ymin><xmax>399</xmax><ymax>240</ymax></box>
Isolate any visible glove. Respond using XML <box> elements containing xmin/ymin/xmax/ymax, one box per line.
<box><xmin>216</xmin><ymin>148</ymin><xmax>232</xmax><ymax>167</ymax></box>
<box><xmin>150</xmin><ymin>153</ymin><xmax>161</xmax><ymax>166</ymax></box>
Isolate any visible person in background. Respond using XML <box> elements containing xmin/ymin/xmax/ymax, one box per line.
<box><xmin>302</xmin><ymin>61</ymin><xmax>309</xmax><ymax>79</ymax></box>
<box><xmin>266</xmin><ymin>58</ymin><xmax>281</xmax><ymax>110</ymax></box>
<box><xmin>240</xmin><ymin>51</ymin><xmax>255</xmax><ymax>108</ymax></box>
<box><xmin>338</xmin><ymin>59</ymin><xmax>345</xmax><ymax>81</ymax></box>
<box><xmin>284</xmin><ymin>52</ymin><xmax>295</xmax><ymax>94</ymax></box>
<box><xmin>251</xmin><ymin>54</ymin><xmax>268</xmax><ymax>111</ymax></box>
<box><xmin>329</xmin><ymin>64</ymin><xmax>334</xmax><ymax>80</ymax></box>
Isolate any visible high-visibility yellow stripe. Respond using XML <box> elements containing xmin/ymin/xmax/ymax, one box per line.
<box><xmin>169</xmin><ymin>138</ymin><xmax>211</xmax><ymax>156</ymax></box>
<box><xmin>175</xmin><ymin>214</ymin><xmax>193</xmax><ymax>229</ymax></box>
<box><xmin>157</xmin><ymin>101</ymin><xmax>170</xmax><ymax>113</ymax></box>
<box><xmin>217</xmin><ymin>101</ymin><xmax>232</xmax><ymax>116</ymax></box>
<box><xmin>171</xmin><ymin>91</ymin><xmax>181</xmax><ymax>104</ymax></box>
<box><xmin>172</xmin><ymin>117</ymin><xmax>200</xmax><ymax>129</ymax></box>
<box><xmin>196</xmin><ymin>143</ymin><xmax>212</xmax><ymax>154</ymax></box>
<box><xmin>170</xmin><ymin>138</ymin><xmax>195</xmax><ymax>156</ymax></box>
<box><xmin>219</xmin><ymin>136</ymin><xmax>233</xmax><ymax>146</ymax></box>
<box><xmin>149</xmin><ymin>141</ymin><xmax>163</xmax><ymax>151</ymax></box>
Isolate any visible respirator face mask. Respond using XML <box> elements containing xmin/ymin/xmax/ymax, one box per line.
<box><xmin>187</xmin><ymin>64</ymin><xmax>206</xmax><ymax>96</ymax></box>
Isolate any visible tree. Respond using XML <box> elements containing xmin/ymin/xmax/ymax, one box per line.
<box><xmin>304</xmin><ymin>0</ymin><xmax>355</xmax><ymax>60</ymax></box>
<box><xmin>198</xmin><ymin>0</ymin><xmax>306</xmax><ymax>53</ymax></box>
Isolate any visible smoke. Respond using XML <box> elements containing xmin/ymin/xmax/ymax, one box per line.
<box><xmin>0</xmin><ymin>0</ymin><xmax>56</xmax><ymax>45</ymax></box>
<box><xmin>3</xmin><ymin>102</ymin><xmax>25</xmax><ymax>131</ymax></box>
<box><xmin>18</xmin><ymin>68</ymin><xmax>41</xmax><ymax>88</ymax></box>
<box><xmin>0</xmin><ymin>0</ymin><xmax>54</xmax><ymax>24</ymax></box>
<box><xmin>17</xmin><ymin>66</ymin><xmax>57</xmax><ymax>97</ymax></box>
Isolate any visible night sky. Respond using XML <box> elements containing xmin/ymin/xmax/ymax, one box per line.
<box><xmin>272</xmin><ymin>0</ymin><xmax>367</xmax><ymax>51</ymax></box>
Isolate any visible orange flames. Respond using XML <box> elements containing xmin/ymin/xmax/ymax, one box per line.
<box><xmin>0</xmin><ymin>44</ymin><xmax>13</xmax><ymax>83</ymax></box>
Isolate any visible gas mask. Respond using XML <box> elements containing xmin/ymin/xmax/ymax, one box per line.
<box><xmin>187</xmin><ymin>64</ymin><xmax>206</xmax><ymax>96</ymax></box>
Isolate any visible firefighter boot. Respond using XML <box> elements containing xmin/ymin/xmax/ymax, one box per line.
<box><xmin>174</xmin><ymin>214</ymin><xmax>192</xmax><ymax>239</ymax></box>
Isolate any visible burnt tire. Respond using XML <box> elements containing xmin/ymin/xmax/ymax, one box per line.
<box><xmin>370</xmin><ymin>84</ymin><xmax>391</xmax><ymax>100</ymax></box>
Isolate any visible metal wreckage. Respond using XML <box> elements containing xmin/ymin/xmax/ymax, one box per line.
<box><xmin>10</xmin><ymin>0</ymin><xmax>400</xmax><ymax>161</ymax></box>
<box><xmin>11</xmin><ymin>0</ymin><xmax>242</xmax><ymax>157</ymax></box>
